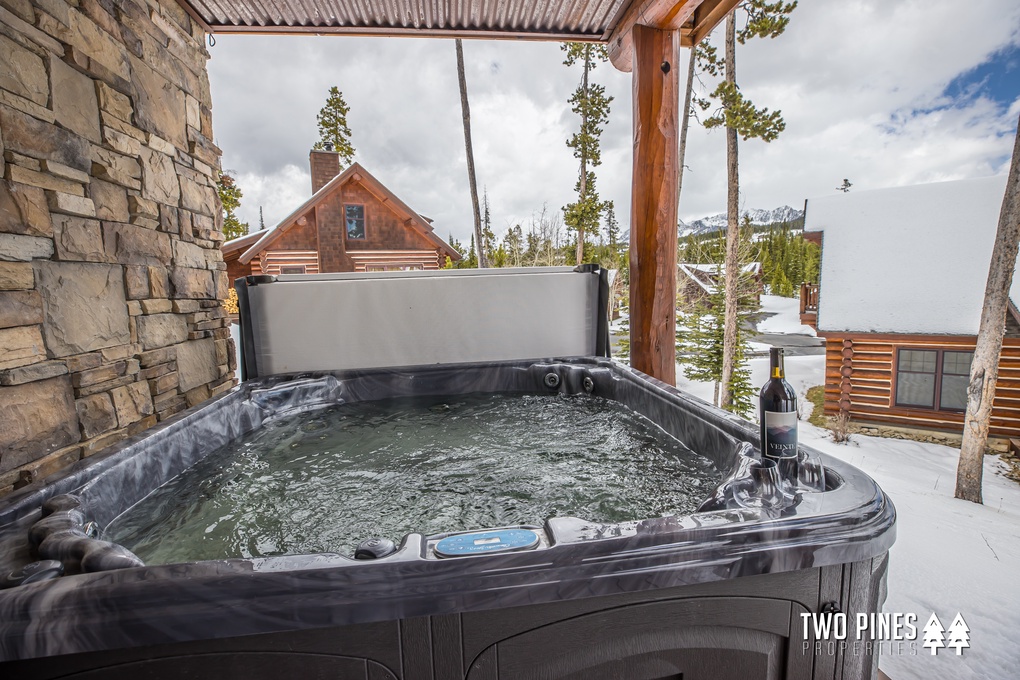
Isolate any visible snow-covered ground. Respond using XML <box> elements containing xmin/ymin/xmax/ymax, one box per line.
<box><xmin>673</xmin><ymin>295</ymin><xmax>1020</xmax><ymax>680</ymax></box>
<box><xmin>755</xmin><ymin>293</ymin><xmax>818</xmax><ymax>336</ymax></box>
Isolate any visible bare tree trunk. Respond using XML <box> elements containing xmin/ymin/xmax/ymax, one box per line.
<box><xmin>576</xmin><ymin>170</ymin><xmax>587</xmax><ymax>265</ymax></box>
<box><xmin>720</xmin><ymin>12</ymin><xmax>740</xmax><ymax>409</ymax></box>
<box><xmin>956</xmin><ymin>115</ymin><xmax>1020</xmax><ymax>503</ymax></box>
<box><xmin>677</xmin><ymin>46</ymin><xmax>696</xmax><ymax>203</ymax></box>
<box><xmin>456</xmin><ymin>39</ymin><xmax>487</xmax><ymax>268</ymax></box>
<box><xmin>575</xmin><ymin>49</ymin><xmax>590</xmax><ymax>266</ymax></box>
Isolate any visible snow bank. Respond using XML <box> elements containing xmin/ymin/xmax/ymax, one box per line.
<box><xmin>756</xmin><ymin>294</ymin><xmax>818</xmax><ymax>336</ymax></box>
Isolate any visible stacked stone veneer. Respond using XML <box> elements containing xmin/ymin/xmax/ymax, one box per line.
<box><xmin>0</xmin><ymin>0</ymin><xmax>235</xmax><ymax>497</ymax></box>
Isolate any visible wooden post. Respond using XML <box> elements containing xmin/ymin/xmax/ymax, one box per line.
<box><xmin>629</xmin><ymin>25</ymin><xmax>680</xmax><ymax>384</ymax></box>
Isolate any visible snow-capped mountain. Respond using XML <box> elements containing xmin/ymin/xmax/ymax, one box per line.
<box><xmin>679</xmin><ymin>205</ymin><xmax>804</xmax><ymax>237</ymax></box>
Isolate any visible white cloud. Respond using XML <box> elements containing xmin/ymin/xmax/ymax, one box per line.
<box><xmin>208</xmin><ymin>0</ymin><xmax>1020</xmax><ymax>243</ymax></box>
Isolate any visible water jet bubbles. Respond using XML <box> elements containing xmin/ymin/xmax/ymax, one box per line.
<box><xmin>301</xmin><ymin>418</ymin><xmax>328</xmax><ymax>433</ymax></box>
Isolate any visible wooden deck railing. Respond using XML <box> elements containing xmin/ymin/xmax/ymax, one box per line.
<box><xmin>800</xmin><ymin>283</ymin><xmax>819</xmax><ymax>329</ymax></box>
<box><xmin>800</xmin><ymin>282</ymin><xmax>819</xmax><ymax>314</ymax></box>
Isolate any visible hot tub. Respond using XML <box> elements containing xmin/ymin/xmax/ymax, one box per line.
<box><xmin>0</xmin><ymin>268</ymin><xmax>895</xmax><ymax>680</ymax></box>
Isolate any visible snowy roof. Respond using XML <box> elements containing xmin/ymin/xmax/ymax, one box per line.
<box><xmin>804</xmin><ymin>175</ymin><xmax>1013</xmax><ymax>335</ymax></box>
<box><xmin>678</xmin><ymin>262</ymin><xmax>762</xmax><ymax>296</ymax></box>
<box><xmin>685</xmin><ymin>262</ymin><xmax>762</xmax><ymax>276</ymax></box>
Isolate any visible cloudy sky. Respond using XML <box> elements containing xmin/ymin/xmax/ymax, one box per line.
<box><xmin>206</xmin><ymin>0</ymin><xmax>1020</xmax><ymax>246</ymax></box>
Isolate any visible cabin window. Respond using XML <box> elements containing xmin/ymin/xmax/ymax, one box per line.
<box><xmin>894</xmin><ymin>348</ymin><xmax>973</xmax><ymax>411</ymax></box>
<box><xmin>279</xmin><ymin>265</ymin><xmax>306</xmax><ymax>275</ymax></box>
<box><xmin>345</xmin><ymin>205</ymin><xmax>365</xmax><ymax>240</ymax></box>
<box><xmin>939</xmin><ymin>351</ymin><xmax>973</xmax><ymax>410</ymax></box>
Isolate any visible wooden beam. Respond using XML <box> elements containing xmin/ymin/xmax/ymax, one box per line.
<box><xmin>608</xmin><ymin>0</ymin><xmax>737</xmax><ymax>71</ymax></box>
<box><xmin>607</xmin><ymin>0</ymin><xmax>702</xmax><ymax>72</ymax></box>
<box><xmin>687</xmin><ymin>0</ymin><xmax>735</xmax><ymax>46</ymax></box>
<box><xmin>629</xmin><ymin>24</ymin><xmax>680</xmax><ymax>385</ymax></box>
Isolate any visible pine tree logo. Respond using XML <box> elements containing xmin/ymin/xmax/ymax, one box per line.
<box><xmin>921</xmin><ymin>612</ymin><xmax>946</xmax><ymax>655</ymax></box>
<box><xmin>946</xmin><ymin>613</ymin><xmax>970</xmax><ymax>655</ymax></box>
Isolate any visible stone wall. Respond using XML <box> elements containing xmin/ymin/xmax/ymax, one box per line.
<box><xmin>0</xmin><ymin>0</ymin><xmax>235</xmax><ymax>496</ymax></box>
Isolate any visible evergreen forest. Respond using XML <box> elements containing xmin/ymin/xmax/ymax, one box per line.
<box><xmin>678</xmin><ymin>219</ymin><xmax>820</xmax><ymax>297</ymax></box>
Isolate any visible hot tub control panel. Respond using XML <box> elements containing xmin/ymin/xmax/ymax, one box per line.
<box><xmin>433</xmin><ymin>529</ymin><xmax>541</xmax><ymax>558</ymax></box>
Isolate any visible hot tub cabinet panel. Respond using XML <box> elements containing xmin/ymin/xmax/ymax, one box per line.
<box><xmin>0</xmin><ymin>358</ymin><xmax>895</xmax><ymax>680</ymax></box>
<box><xmin>1</xmin><ymin>557</ymin><xmax>888</xmax><ymax>680</ymax></box>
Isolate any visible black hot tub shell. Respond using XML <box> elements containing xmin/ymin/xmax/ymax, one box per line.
<box><xmin>0</xmin><ymin>268</ymin><xmax>895</xmax><ymax>680</ymax></box>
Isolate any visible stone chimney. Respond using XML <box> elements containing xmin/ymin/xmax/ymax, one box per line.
<box><xmin>309</xmin><ymin>145</ymin><xmax>340</xmax><ymax>193</ymax></box>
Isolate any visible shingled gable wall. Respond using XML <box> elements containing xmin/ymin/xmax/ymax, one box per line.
<box><xmin>0</xmin><ymin>0</ymin><xmax>235</xmax><ymax>497</ymax></box>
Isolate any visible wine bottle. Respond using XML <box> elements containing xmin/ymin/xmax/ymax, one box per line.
<box><xmin>759</xmin><ymin>347</ymin><xmax>799</xmax><ymax>482</ymax></box>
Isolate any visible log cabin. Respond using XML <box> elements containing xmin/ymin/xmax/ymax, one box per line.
<box><xmin>223</xmin><ymin>152</ymin><xmax>461</xmax><ymax>281</ymax></box>
<box><xmin>803</xmin><ymin>175</ymin><xmax>1018</xmax><ymax>444</ymax></box>
<box><xmin>678</xmin><ymin>262</ymin><xmax>763</xmax><ymax>307</ymax></box>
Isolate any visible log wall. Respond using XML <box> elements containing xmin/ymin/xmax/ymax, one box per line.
<box><xmin>823</xmin><ymin>333</ymin><xmax>1020</xmax><ymax>437</ymax></box>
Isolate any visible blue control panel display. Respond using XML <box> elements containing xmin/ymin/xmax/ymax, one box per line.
<box><xmin>434</xmin><ymin>529</ymin><xmax>540</xmax><ymax>558</ymax></box>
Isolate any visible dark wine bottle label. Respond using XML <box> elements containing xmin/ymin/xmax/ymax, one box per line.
<box><xmin>763</xmin><ymin>410</ymin><xmax>798</xmax><ymax>460</ymax></box>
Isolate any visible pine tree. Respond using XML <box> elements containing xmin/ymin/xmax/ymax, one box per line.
<box><xmin>753</xmin><ymin>224</ymin><xmax>819</xmax><ymax>296</ymax></box>
<box><xmin>490</xmin><ymin>243</ymin><xmax>508</xmax><ymax>268</ymax></box>
<box><xmin>312</xmin><ymin>86</ymin><xmax>355</xmax><ymax>166</ymax></box>
<box><xmin>258</xmin><ymin>206</ymin><xmax>265</xmax><ymax>232</ymax></box>
<box><xmin>695</xmin><ymin>1</ymin><xmax>796</xmax><ymax>410</ymax></box>
<box><xmin>444</xmin><ymin>233</ymin><xmax>475</xmax><ymax>269</ymax></box>
<box><xmin>481</xmin><ymin>189</ymin><xmax>497</xmax><ymax>264</ymax></box>
<box><xmin>677</xmin><ymin>222</ymin><xmax>758</xmax><ymax>416</ymax></box>
<box><xmin>217</xmin><ymin>173</ymin><xmax>249</xmax><ymax>241</ymax></box>
<box><xmin>599</xmin><ymin>201</ymin><xmax>622</xmax><ymax>270</ymax></box>
<box><xmin>561</xmin><ymin>43</ymin><xmax>612</xmax><ymax>265</ymax></box>
<box><xmin>464</xmin><ymin>234</ymin><xmax>479</xmax><ymax>268</ymax></box>
<box><xmin>503</xmin><ymin>224</ymin><xmax>524</xmax><ymax>267</ymax></box>
<box><xmin>679</xmin><ymin>299</ymin><xmax>724</xmax><ymax>405</ymax></box>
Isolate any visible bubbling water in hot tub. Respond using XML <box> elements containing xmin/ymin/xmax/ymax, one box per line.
<box><xmin>104</xmin><ymin>393</ymin><xmax>722</xmax><ymax>564</ymax></box>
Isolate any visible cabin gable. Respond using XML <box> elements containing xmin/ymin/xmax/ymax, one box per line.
<box><xmin>222</xmin><ymin>157</ymin><xmax>459</xmax><ymax>279</ymax></box>
<box><xmin>337</xmin><ymin>181</ymin><xmax>438</xmax><ymax>253</ymax></box>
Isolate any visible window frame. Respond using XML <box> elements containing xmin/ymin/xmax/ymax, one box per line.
<box><xmin>278</xmin><ymin>265</ymin><xmax>306</xmax><ymax>275</ymax></box>
<box><xmin>344</xmin><ymin>204</ymin><xmax>366</xmax><ymax>241</ymax></box>
<box><xmin>893</xmin><ymin>347</ymin><xmax>973</xmax><ymax>413</ymax></box>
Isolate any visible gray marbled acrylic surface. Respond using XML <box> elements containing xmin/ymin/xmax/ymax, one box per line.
<box><xmin>0</xmin><ymin>358</ymin><xmax>896</xmax><ymax>662</ymax></box>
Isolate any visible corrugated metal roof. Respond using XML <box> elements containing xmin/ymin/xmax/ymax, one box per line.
<box><xmin>181</xmin><ymin>0</ymin><xmax>633</xmax><ymax>39</ymax></box>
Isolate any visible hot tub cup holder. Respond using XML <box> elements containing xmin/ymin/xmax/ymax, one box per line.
<box><xmin>797</xmin><ymin>449</ymin><xmax>827</xmax><ymax>493</ymax></box>
<box><xmin>698</xmin><ymin>446</ymin><xmax>840</xmax><ymax>515</ymax></box>
<box><xmin>731</xmin><ymin>459</ymin><xmax>791</xmax><ymax>513</ymax></box>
